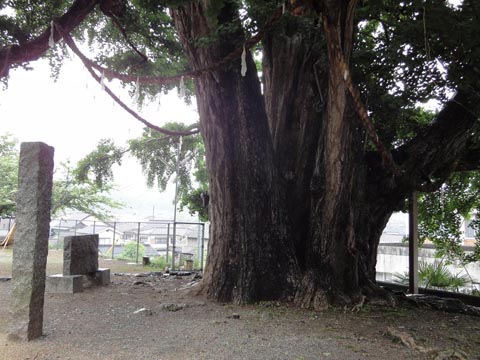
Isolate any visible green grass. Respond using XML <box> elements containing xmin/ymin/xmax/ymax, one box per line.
<box><xmin>0</xmin><ymin>248</ymin><xmax>152</xmax><ymax>276</ymax></box>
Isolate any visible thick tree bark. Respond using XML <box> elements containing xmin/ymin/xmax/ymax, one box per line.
<box><xmin>171</xmin><ymin>3</ymin><xmax>297</xmax><ymax>304</ymax></box>
<box><xmin>262</xmin><ymin>1</ymin><xmax>369</xmax><ymax>308</ymax></box>
<box><xmin>261</xmin><ymin>2</ymin><xmax>478</xmax><ymax>308</ymax></box>
<box><xmin>172</xmin><ymin>1</ymin><xmax>477</xmax><ymax>308</ymax></box>
<box><xmin>262</xmin><ymin>16</ymin><xmax>326</xmax><ymax>271</ymax></box>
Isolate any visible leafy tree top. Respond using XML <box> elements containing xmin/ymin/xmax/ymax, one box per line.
<box><xmin>1</xmin><ymin>1</ymin><xmax>478</xmax><ymax>141</ymax></box>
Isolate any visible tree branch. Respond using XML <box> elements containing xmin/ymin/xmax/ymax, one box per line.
<box><xmin>0</xmin><ymin>0</ymin><xmax>100</xmax><ymax>78</ymax></box>
<box><xmin>59</xmin><ymin>27</ymin><xmax>200</xmax><ymax>137</ymax></box>
<box><xmin>454</xmin><ymin>141</ymin><xmax>480</xmax><ymax>172</ymax></box>
<box><xmin>396</xmin><ymin>90</ymin><xmax>478</xmax><ymax>190</ymax></box>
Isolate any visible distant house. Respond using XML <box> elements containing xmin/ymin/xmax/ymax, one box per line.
<box><xmin>380</xmin><ymin>212</ymin><xmax>478</xmax><ymax>247</ymax></box>
<box><xmin>117</xmin><ymin>221</ymin><xmax>208</xmax><ymax>258</ymax></box>
<box><xmin>49</xmin><ymin>211</ymin><xmax>109</xmax><ymax>242</ymax></box>
<box><xmin>464</xmin><ymin>217</ymin><xmax>478</xmax><ymax>247</ymax></box>
<box><xmin>0</xmin><ymin>217</ymin><xmax>14</xmax><ymax>238</ymax></box>
<box><xmin>75</xmin><ymin>225</ymin><xmax>123</xmax><ymax>246</ymax></box>
<box><xmin>380</xmin><ymin>213</ymin><xmax>408</xmax><ymax>244</ymax></box>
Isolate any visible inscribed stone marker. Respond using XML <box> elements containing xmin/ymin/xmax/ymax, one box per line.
<box><xmin>63</xmin><ymin>235</ymin><xmax>99</xmax><ymax>275</ymax></box>
<box><xmin>9</xmin><ymin>142</ymin><xmax>54</xmax><ymax>341</ymax></box>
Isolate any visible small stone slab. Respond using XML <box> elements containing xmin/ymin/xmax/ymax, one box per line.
<box><xmin>46</xmin><ymin>274</ymin><xmax>83</xmax><ymax>294</ymax></box>
<box><xmin>63</xmin><ymin>235</ymin><xmax>99</xmax><ymax>275</ymax></box>
<box><xmin>92</xmin><ymin>268</ymin><xmax>110</xmax><ymax>286</ymax></box>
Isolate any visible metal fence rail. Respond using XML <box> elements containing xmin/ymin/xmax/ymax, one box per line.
<box><xmin>49</xmin><ymin>219</ymin><xmax>207</xmax><ymax>271</ymax></box>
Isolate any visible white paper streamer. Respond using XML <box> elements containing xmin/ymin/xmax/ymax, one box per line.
<box><xmin>179</xmin><ymin>76</ymin><xmax>185</xmax><ymax>98</ymax></box>
<box><xmin>48</xmin><ymin>21</ymin><xmax>55</xmax><ymax>48</ymax></box>
<box><xmin>157</xmin><ymin>90</ymin><xmax>162</xmax><ymax>111</ymax></box>
<box><xmin>133</xmin><ymin>76</ymin><xmax>140</xmax><ymax>103</ymax></box>
<box><xmin>241</xmin><ymin>45</ymin><xmax>247</xmax><ymax>77</ymax></box>
<box><xmin>100</xmin><ymin>71</ymin><xmax>106</xmax><ymax>91</ymax></box>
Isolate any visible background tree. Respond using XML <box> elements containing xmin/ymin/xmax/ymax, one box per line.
<box><xmin>0</xmin><ymin>134</ymin><xmax>19</xmax><ymax>216</ymax></box>
<box><xmin>52</xmin><ymin>160</ymin><xmax>123</xmax><ymax>220</ymax></box>
<box><xmin>419</xmin><ymin>171</ymin><xmax>480</xmax><ymax>265</ymax></box>
<box><xmin>0</xmin><ymin>0</ymin><xmax>479</xmax><ymax>307</ymax></box>
<box><xmin>129</xmin><ymin>122</ymin><xmax>208</xmax><ymax>221</ymax></box>
<box><xmin>0</xmin><ymin>134</ymin><xmax>122</xmax><ymax>220</ymax></box>
<box><xmin>77</xmin><ymin>122</ymin><xmax>209</xmax><ymax>221</ymax></box>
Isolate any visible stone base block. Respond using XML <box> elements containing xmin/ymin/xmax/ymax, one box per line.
<box><xmin>46</xmin><ymin>274</ymin><xmax>83</xmax><ymax>294</ymax></box>
<box><xmin>92</xmin><ymin>268</ymin><xmax>110</xmax><ymax>286</ymax></box>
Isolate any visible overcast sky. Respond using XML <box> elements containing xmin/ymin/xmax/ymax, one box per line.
<box><xmin>0</xmin><ymin>55</ymin><xmax>199</xmax><ymax>222</ymax></box>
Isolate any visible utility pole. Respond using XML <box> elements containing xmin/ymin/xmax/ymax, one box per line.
<box><xmin>171</xmin><ymin>136</ymin><xmax>182</xmax><ymax>270</ymax></box>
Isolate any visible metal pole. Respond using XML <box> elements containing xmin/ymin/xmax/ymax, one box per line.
<box><xmin>172</xmin><ymin>222</ymin><xmax>177</xmax><ymax>270</ymax></box>
<box><xmin>166</xmin><ymin>223</ymin><xmax>170</xmax><ymax>263</ymax></box>
<box><xmin>201</xmin><ymin>223</ymin><xmax>205</xmax><ymax>272</ymax></box>
<box><xmin>171</xmin><ymin>136</ymin><xmax>182</xmax><ymax>271</ymax></box>
<box><xmin>93</xmin><ymin>220</ymin><xmax>96</xmax><ymax>234</ymax></box>
<box><xmin>196</xmin><ymin>224</ymin><xmax>202</xmax><ymax>270</ymax></box>
<box><xmin>112</xmin><ymin>221</ymin><xmax>117</xmax><ymax>259</ymax></box>
<box><xmin>136</xmin><ymin>222</ymin><xmax>141</xmax><ymax>264</ymax></box>
<box><xmin>57</xmin><ymin>219</ymin><xmax>62</xmax><ymax>244</ymax></box>
<box><xmin>409</xmin><ymin>191</ymin><xmax>419</xmax><ymax>294</ymax></box>
<box><xmin>74</xmin><ymin>220</ymin><xmax>78</xmax><ymax>235</ymax></box>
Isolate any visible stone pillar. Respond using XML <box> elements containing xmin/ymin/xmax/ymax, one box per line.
<box><xmin>9</xmin><ymin>142</ymin><xmax>54</xmax><ymax>341</ymax></box>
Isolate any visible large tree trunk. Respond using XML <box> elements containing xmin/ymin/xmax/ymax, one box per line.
<box><xmin>262</xmin><ymin>15</ymin><xmax>326</xmax><ymax>271</ymax></box>
<box><xmin>263</xmin><ymin>2</ymin><xmax>368</xmax><ymax>308</ymax></box>
<box><xmin>172</xmin><ymin>1</ymin><xmax>477</xmax><ymax>308</ymax></box>
<box><xmin>171</xmin><ymin>3</ymin><xmax>297</xmax><ymax>304</ymax></box>
<box><xmin>261</xmin><ymin>1</ymin><xmax>478</xmax><ymax>308</ymax></box>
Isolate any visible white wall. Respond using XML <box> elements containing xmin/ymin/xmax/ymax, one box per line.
<box><xmin>376</xmin><ymin>244</ymin><xmax>480</xmax><ymax>285</ymax></box>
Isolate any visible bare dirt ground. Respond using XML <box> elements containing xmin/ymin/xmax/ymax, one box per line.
<box><xmin>0</xmin><ymin>249</ymin><xmax>479</xmax><ymax>360</ymax></box>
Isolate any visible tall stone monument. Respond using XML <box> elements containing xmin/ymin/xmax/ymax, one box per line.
<box><xmin>9</xmin><ymin>142</ymin><xmax>54</xmax><ymax>341</ymax></box>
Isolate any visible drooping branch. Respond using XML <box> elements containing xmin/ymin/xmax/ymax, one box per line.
<box><xmin>98</xmin><ymin>0</ymin><xmax>148</xmax><ymax>64</ymax></box>
<box><xmin>0</xmin><ymin>0</ymin><xmax>100</xmax><ymax>78</ymax></box>
<box><xmin>58</xmin><ymin>7</ymin><xmax>284</xmax><ymax>87</ymax></box>
<box><xmin>59</xmin><ymin>27</ymin><xmax>200</xmax><ymax>137</ymax></box>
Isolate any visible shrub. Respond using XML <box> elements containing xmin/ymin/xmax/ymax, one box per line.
<box><xmin>393</xmin><ymin>260</ymin><xmax>470</xmax><ymax>292</ymax></box>
<box><xmin>148</xmin><ymin>256</ymin><xmax>168</xmax><ymax>269</ymax></box>
<box><xmin>119</xmin><ymin>241</ymin><xmax>144</xmax><ymax>261</ymax></box>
